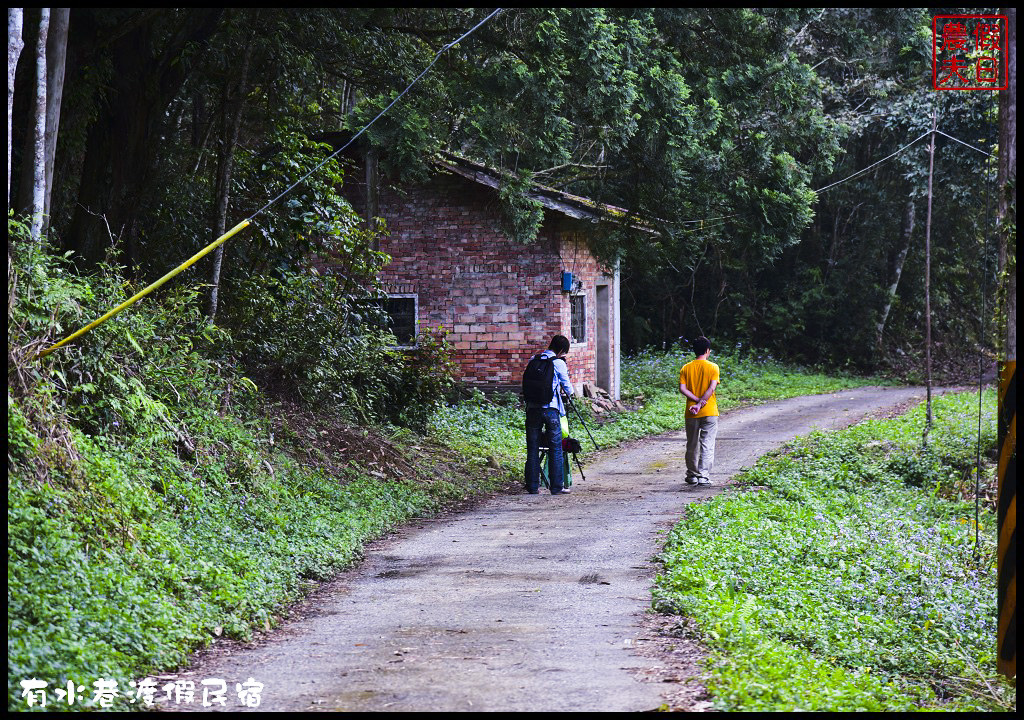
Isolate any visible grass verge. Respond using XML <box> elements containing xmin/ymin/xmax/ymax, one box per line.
<box><xmin>652</xmin><ymin>389</ymin><xmax>1012</xmax><ymax>712</ymax></box>
<box><xmin>8</xmin><ymin>399</ymin><xmax>514</xmax><ymax>712</ymax></box>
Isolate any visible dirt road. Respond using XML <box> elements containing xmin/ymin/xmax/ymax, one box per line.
<box><xmin>165</xmin><ymin>386</ymin><xmax>929</xmax><ymax>712</ymax></box>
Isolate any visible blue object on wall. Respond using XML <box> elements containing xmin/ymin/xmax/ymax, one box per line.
<box><xmin>562</xmin><ymin>271</ymin><xmax>573</xmax><ymax>293</ymax></box>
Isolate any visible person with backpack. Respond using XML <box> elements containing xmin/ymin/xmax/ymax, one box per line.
<box><xmin>522</xmin><ymin>335</ymin><xmax>575</xmax><ymax>495</ymax></box>
<box><xmin>678</xmin><ymin>335</ymin><xmax>720</xmax><ymax>487</ymax></box>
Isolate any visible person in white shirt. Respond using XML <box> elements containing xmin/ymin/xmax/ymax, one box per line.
<box><xmin>523</xmin><ymin>335</ymin><xmax>574</xmax><ymax>494</ymax></box>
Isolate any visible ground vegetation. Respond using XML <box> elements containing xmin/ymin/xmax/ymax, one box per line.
<box><xmin>7</xmin><ymin>239</ymin><xmax>885</xmax><ymax>710</ymax></box>
<box><xmin>654</xmin><ymin>390</ymin><xmax>1009</xmax><ymax>711</ymax></box>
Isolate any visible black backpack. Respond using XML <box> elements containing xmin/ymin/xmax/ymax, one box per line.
<box><xmin>522</xmin><ymin>354</ymin><xmax>556</xmax><ymax>404</ymax></box>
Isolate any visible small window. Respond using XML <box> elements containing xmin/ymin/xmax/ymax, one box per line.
<box><xmin>570</xmin><ymin>293</ymin><xmax>586</xmax><ymax>344</ymax></box>
<box><xmin>382</xmin><ymin>295</ymin><xmax>417</xmax><ymax>346</ymax></box>
<box><xmin>357</xmin><ymin>295</ymin><xmax>417</xmax><ymax>346</ymax></box>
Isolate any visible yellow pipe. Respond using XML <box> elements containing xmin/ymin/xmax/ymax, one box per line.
<box><xmin>36</xmin><ymin>220</ymin><xmax>251</xmax><ymax>360</ymax></box>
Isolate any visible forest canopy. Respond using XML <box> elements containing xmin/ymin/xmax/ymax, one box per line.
<box><xmin>7</xmin><ymin>7</ymin><xmax>1014</xmax><ymax>372</ymax></box>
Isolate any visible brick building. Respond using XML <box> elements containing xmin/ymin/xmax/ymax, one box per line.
<box><xmin>339</xmin><ymin>153</ymin><xmax>624</xmax><ymax>400</ymax></box>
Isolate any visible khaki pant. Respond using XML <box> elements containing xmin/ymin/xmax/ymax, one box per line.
<box><xmin>685</xmin><ymin>415</ymin><xmax>719</xmax><ymax>482</ymax></box>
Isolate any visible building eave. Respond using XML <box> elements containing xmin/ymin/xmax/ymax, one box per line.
<box><xmin>434</xmin><ymin>152</ymin><xmax>654</xmax><ymax>232</ymax></box>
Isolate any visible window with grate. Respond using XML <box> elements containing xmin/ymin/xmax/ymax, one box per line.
<box><xmin>382</xmin><ymin>296</ymin><xmax>417</xmax><ymax>346</ymax></box>
<box><xmin>357</xmin><ymin>295</ymin><xmax>417</xmax><ymax>347</ymax></box>
<box><xmin>570</xmin><ymin>293</ymin><xmax>586</xmax><ymax>344</ymax></box>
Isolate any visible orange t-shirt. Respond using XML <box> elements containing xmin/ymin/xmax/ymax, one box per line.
<box><xmin>679</xmin><ymin>358</ymin><xmax>720</xmax><ymax>418</ymax></box>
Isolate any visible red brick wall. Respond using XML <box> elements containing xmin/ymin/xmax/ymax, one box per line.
<box><xmin>557</xmin><ymin>231</ymin><xmax>618</xmax><ymax>396</ymax></box>
<box><xmin>339</xmin><ymin>168</ymin><xmax>619</xmax><ymax>396</ymax></box>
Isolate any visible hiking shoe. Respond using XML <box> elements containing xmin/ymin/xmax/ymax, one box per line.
<box><xmin>697</xmin><ymin>478</ymin><xmax>711</xmax><ymax>486</ymax></box>
<box><xmin>684</xmin><ymin>476</ymin><xmax>698</xmax><ymax>485</ymax></box>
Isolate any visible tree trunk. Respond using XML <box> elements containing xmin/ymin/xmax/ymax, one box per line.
<box><xmin>995</xmin><ymin>9</ymin><xmax>1016</xmax><ymax>681</ymax></box>
<box><xmin>65</xmin><ymin>9</ymin><xmax>223</xmax><ymax>266</ymax></box>
<box><xmin>206</xmin><ymin>42</ymin><xmax>251</xmax><ymax>321</ymax></box>
<box><xmin>366</xmin><ymin>146</ymin><xmax>379</xmax><ymax>249</ymax></box>
<box><xmin>875</xmin><ymin>199</ymin><xmax>915</xmax><ymax>349</ymax></box>
<box><xmin>998</xmin><ymin>9</ymin><xmax>1016</xmax><ymax>363</ymax></box>
<box><xmin>8</xmin><ymin>8</ymin><xmax>24</xmax><ymax>209</ymax></box>
<box><xmin>29</xmin><ymin>7</ymin><xmax>48</xmax><ymax>241</ymax></box>
<box><xmin>42</xmin><ymin>7</ymin><xmax>68</xmax><ymax>228</ymax></box>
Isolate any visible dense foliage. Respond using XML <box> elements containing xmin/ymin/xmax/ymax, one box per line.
<box><xmin>618</xmin><ymin>9</ymin><xmax>1005</xmax><ymax>375</ymax></box>
<box><xmin>6</xmin><ymin>223</ymin><xmax>474</xmax><ymax>711</ymax></box>
<box><xmin>11</xmin><ymin>9</ymin><xmax>837</xmax><ymax>346</ymax></box>
<box><xmin>8</xmin><ymin>8</ymin><xmax>1009</xmax><ymax>374</ymax></box>
<box><xmin>654</xmin><ymin>390</ymin><xmax>1009</xmax><ymax>711</ymax></box>
<box><xmin>221</xmin><ymin>270</ymin><xmax>457</xmax><ymax>427</ymax></box>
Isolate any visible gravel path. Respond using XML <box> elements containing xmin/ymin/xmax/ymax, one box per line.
<box><xmin>164</xmin><ymin>386</ymin><xmax>930</xmax><ymax>712</ymax></box>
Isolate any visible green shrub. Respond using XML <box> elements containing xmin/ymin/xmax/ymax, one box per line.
<box><xmin>222</xmin><ymin>270</ymin><xmax>400</xmax><ymax>417</ymax></box>
<box><xmin>391</xmin><ymin>327</ymin><xmax>459</xmax><ymax>427</ymax></box>
<box><xmin>5</xmin><ymin>226</ymin><xmax>482</xmax><ymax>711</ymax></box>
<box><xmin>221</xmin><ymin>271</ymin><xmax>458</xmax><ymax>426</ymax></box>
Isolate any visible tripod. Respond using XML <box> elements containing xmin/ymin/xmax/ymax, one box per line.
<box><xmin>563</xmin><ymin>392</ymin><xmax>599</xmax><ymax>451</ymax></box>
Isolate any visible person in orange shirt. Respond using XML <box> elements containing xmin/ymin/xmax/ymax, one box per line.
<box><xmin>678</xmin><ymin>336</ymin><xmax>720</xmax><ymax>486</ymax></box>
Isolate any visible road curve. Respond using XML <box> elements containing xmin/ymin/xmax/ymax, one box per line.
<box><xmin>165</xmin><ymin>385</ymin><xmax>929</xmax><ymax>712</ymax></box>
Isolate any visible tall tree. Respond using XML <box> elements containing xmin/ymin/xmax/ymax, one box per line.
<box><xmin>995</xmin><ymin>7</ymin><xmax>1016</xmax><ymax>681</ymax></box>
<box><xmin>206</xmin><ymin>36</ymin><xmax>252</xmax><ymax>321</ymax></box>
<box><xmin>16</xmin><ymin>8</ymin><xmax>68</xmax><ymax>234</ymax></box>
<box><xmin>29</xmin><ymin>7</ymin><xmax>48</xmax><ymax>241</ymax></box>
<box><xmin>42</xmin><ymin>7</ymin><xmax>68</xmax><ymax>228</ymax></box>
<box><xmin>7</xmin><ymin>8</ymin><xmax>24</xmax><ymax>208</ymax></box>
<box><xmin>876</xmin><ymin>200</ymin><xmax>916</xmax><ymax>349</ymax></box>
<box><xmin>997</xmin><ymin>8</ymin><xmax>1016</xmax><ymax>361</ymax></box>
<box><xmin>62</xmin><ymin>9</ymin><xmax>222</xmax><ymax>265</ymax></box>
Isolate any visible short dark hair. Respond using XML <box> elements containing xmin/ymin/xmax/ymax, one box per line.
<box><xmin>692</xmin><ymin>336</ymin><xmax>711</xmax><ymax>356</ymax></box>
<box><xmin>549</xmin><ymin>335</ymin><xmax>570</xmax><ymax>354</ymax></box>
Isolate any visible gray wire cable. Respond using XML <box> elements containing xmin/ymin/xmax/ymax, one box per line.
<box><xmin>247</xmin><ymin>8</ymin><xmax>503</xmax><ymax>223</ymax></box>
<box><xmin>813</xmin><ymin>130</ymin><xmax>933</xmax><ymax>194</ymax></box>
<box><xmin>935</xmin><ymin>129</ymin><xmax>996</xmax><ymax>158</ymax></box>
<box><xmin>814</xmin><ymin>127</ymin><xmax>996</xmax><ymax>196</ymax></box>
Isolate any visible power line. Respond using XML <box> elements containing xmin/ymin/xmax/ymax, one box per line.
<box><xmin>679</xmin><ymin>214</ymin><xmax>738</xmax><ymax>225</ymax></box>
<box><xmin>935</xmin><ymin>129</ymin><xmax>996</xmax><ymax>158</ymax></box>
<box><xmin>248</xmin><ymin>8</ymin><xmax>503</xmax><ymax>222</ymax></box>
<box><xmin>813</xmin><ymin>130</ymin><xmax>933</xmax><ymax>194</ymax></box>
<box><xmin>813</xmin><ymin>127</ymin><xmax>997</xmax><ymax>196</ymax></box>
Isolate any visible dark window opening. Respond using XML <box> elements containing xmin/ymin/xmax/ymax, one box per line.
<box><xmin>356</xmin><ymin>295</ymin><xmax>417</xmax><ymax>346</ymax></box>
<box><xmin>570</xmin><ymin>293</ymin><xmax>586</xmax><ymax>344</ymax></box>
<box><xmin>382</xmin><ymin>296</ymin><xmax>417</xmax><ymax>346</ymax></box>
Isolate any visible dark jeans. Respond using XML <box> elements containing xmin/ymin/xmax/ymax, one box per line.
<box><xmin>525</xmin><ymin>407</ymin><xmax>564</xmax><ymax>494</ymax></box>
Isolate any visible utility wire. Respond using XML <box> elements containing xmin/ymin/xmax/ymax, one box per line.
<box><xmin>813</xmin><ymin>130</ymin><xmax>933</xmax><ymax>194</ymax></box>
<box><xmin>814</xmin><ymin>127</ymin><xmax>996</xmax><ymax>196</ymax></box>
<box><xmin>679</xmin><ymin>214</ymin><xmax>738</xmax><ymax>225</ymax></box>
<box><xmin>248</xmin><ymin>8</ymin><xmax>503</xmax><ymax>222</ymax></box>
<box><xmin>935</xmin><ymin>129</ymin><xmax>996</xmax><ymax>158</ymax></box>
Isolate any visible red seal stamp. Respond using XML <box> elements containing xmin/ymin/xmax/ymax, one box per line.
<box><xmin>933</xmin><ymin>15</ymin><xmax>1009</xmax><ymax>90</ymax></box>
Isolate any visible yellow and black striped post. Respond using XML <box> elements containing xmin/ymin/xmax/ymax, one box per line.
<box><xmin>998</xmin><ymin>360</ymin><xmax>1016</xmax><ymax>679</ymax></box>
